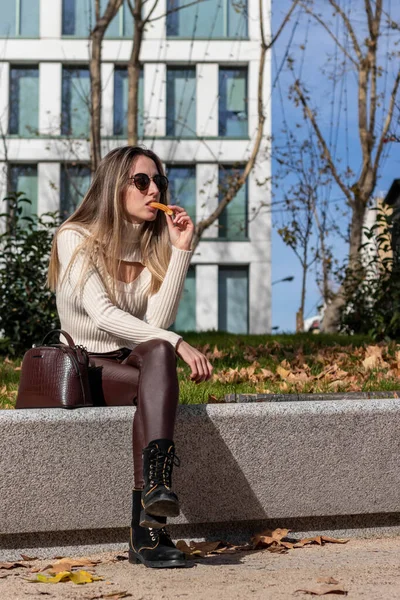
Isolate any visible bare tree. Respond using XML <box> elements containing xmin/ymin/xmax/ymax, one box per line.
<box><xmin>89</xmin><ymin>0</ymin><xmax>124</xmax><ymax>175</ymax></box>
<box><xmin>274</xmin><ymin>135</ymin><xmax>333</xmax><ymax>331</ymax></box>
<box><xmin>192</xmin><ymin>0</ymin><xmax>300</xmax><ymax>249</ymax></box>
<box><xmin>125</xmin><ymin>0</ymin><xmax>206</xmax><ymax>145</ymax></box>
<box><xmin>86</xmin><ymin>0</ymin><xmax>300</xmax><ymax>253</ymax></box>
<box><xmin>290</xmin><ymin>0</ymin><xmax>400</xmax><ymax>331</ymax></box>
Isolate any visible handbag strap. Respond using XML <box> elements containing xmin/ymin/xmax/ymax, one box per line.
<box><xmin>41</xmin><ymin>329</ymin><xmax>76</xmax><ymax>348</ymax></box>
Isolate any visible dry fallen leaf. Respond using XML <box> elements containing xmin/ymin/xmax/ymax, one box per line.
<box><xmin>0</xmin><ymin>562</ymin><xmax>27</xmax><ymax>569</ymax></box>
<box><xmin>20</xmin><ymin>554</ymin><xmax>38</xmax><ymax>561</ymax></box>
<box><xmin>295</xmin><ymin>583</ymin><xmax>347</xmax><ymax>595</ymax></box>
<box><xmin>317</xmin><ymin>577</ymin><xmax>340</xmax><ymax>585</ymax></box>
<box><xmin>277</xmin><ymin>365</ymin><xmax>291</xmax><ymax>379</ymax></box>
<box><xmin>47</xmin><ymin>557</ymin><xmax>100</xmax><ymax>573</ymax></box>
<box><xmin>176</xmin><ymin>540</ymin><xmax>224</xmax><ymax>557</ymax></box>
<box><xmin>88</xmin><ymin>592</ymin><xmax>132</xmax><ymax>600</ymax></box>
<box><xmin>27</xmin><ymin>569</ymin><xmax>104</xmax><ymax>584</ymax></box>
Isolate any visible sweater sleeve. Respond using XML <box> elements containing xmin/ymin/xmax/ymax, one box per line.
<box><xmin>146</xmin><ymin>245</ymin><xmax>193</xmax><ymax>329</ymax></box>
<box><xmin>57</xmin><ymin>228</ymin><xmax>182</xmax><ymax>348</ymax></box>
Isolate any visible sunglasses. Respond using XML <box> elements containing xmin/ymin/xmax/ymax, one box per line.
<box><xmin>128</xmin><ymin>173</ymin><xmax>169</xmax><ymax>193</ymax></box>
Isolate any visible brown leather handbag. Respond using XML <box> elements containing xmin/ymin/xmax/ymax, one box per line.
<box><xmin>16</xmin><ymin>329</ymin><xmax>93</xmax><ymax>409</ymax></box>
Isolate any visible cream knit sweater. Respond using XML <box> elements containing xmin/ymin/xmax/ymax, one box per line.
<box><xmin>56</xmin><ymin>221</ymin><xmax>192</xmax><ymax>352</ymax></box>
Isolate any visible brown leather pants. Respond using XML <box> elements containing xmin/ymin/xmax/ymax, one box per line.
<box><xmin>88</xmin><ymin>339</ymin><xmax>179</xmax><ymax>488</ymax></box>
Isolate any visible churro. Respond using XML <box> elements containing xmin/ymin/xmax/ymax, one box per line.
<box><xmin>149</xmin><ymin>202</ymin><xmax>174</xmax><ymax>216</ymax></box>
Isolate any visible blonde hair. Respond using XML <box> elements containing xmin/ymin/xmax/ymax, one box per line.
<box><xmin>47</xmin><ymin>146</ymin><xmax>172</xmax><ymax>300</ymax></box>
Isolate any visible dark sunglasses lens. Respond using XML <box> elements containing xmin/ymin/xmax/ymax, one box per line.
<box><xmin>134</xmin><ymin>174</ymin><xmax>150</xmax><ymax>190</ymax></box>
<box><xmin>154</xmin><ymin>175</ymin><xmax>169</xmax><ymax>192</ymax></box>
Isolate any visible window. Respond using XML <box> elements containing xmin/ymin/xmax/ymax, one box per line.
<box><xmin>114</xmin><ymin>67</ymin><xmax>144</xmax><ymax>138</ymax></box>
<box><xmin>60</xmin><ymin>165</ymin><xmax>91</xmax><ymax>220</ymax></box>
<box><xmin>9</xmin><ymin>66</ymin><xmax>39</xmax><ymax>137</ymax></box>
<box><xmin>218</xmin><ymin>266</ymin><xmax>248</xmax><ymax>333</ymax></box>
<box><xmin>167</xmin><ymin>0</ymin><xmax>248</xmax><ymax>39</ymax></box>
<box><xmin>166</xmin><ymin>68</ymin><xmax>196</xmax><ymax>138</ymax></box>
<box><xmin>219</xmin><ymin>166</ymin><xmax>248</xmax><ymax>240</ymax></box>
<box><xmin>9</xmin><ymin>165</ymin><xmax>38</xmax><ymax>221</ymax></box>
<box><xmin>62</xmin><ymin>0</ymin><xmax>133</xmax><ymax>37</ymax></box>
<box><xmin>62</xmin><ymin>67</ymin><xmax>91</xmax><ymax>138</ymax></box>
<box><xmin>170</xmin><ymin>266</ymin><xmax>196</xmax><ymax>332</ymax></box>
<box><xmin>219</xmin><ymin>67</ymin><xmax>248</xmax><ymax>137</ymax></box>
<box><xmin>166</xmin><ymin>166</ymin><xmax>196</xmax><ymax>222</ymax></box>
<box><xmin>0</xmin><ymin>0</ymin><xmax>39</xmax><ymax>37</ymax></box>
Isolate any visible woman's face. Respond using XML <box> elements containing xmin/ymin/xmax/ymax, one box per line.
<box><xmin>123</xmin><ymin>155</ymin><xmax>162</xmax><ymax>224</ymax></box>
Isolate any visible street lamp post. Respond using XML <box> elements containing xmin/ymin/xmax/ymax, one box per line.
<box><xmin>272</xmin><ymin>275</ymin><xmax>294</xmax><ymax>286</ymax></box>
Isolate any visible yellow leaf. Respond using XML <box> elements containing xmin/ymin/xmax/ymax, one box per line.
<box><xmin>276</xmin><ymin>365</ymin><xmax>290</xmax><ymax>379</ymax></box>
<box><xmin>36</xmin><ymin>571</ymin><xmax>71</xmax><ymax>583</ymax></box>
<box><xmin>69</xmin><ymin>570</ymin><xmax>103</xmax><ymax>584</ymax></box>
<box><xmin>31</xmin><ymin>570</ymin><xmax>103</xmax><ymax>585</ymax></box>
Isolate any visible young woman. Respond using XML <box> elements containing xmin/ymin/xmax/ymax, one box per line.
<box><xmin>47</xmin><ymin>146</ymin><xmax>213</xmax><ymax>569</ymax></box>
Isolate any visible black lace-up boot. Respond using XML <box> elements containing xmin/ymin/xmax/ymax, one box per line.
<box><xmin>129</xmin><ymin>489</ymin><xmax>187</xmax><ymax>568</ymax></box>
<box><xmin>141</xmin><ymin>439</ymin><xmax>180</xmax><ymax>518</ymax></box>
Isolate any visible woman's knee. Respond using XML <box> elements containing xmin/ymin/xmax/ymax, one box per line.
<box><xmin>126</xmin><ymin>338</ymin><xmax>177</xmax><ymax>366</ymax></box>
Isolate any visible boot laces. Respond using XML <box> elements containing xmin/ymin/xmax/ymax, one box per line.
<box><xmin>149</xmin><ymin>447</ymin><xmax>180</xmax><ymax>486</ymax></box>
<box><xmin>149</xmin><ymin>526</ymin><xmax>172</xmax><ymax>542</ymax></box>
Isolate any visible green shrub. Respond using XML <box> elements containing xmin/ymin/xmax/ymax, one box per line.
<box><xmin>340</xmin><ymin>205</ymin><xmax>400</xmax><ymax>339</ymax></box>
<box><xmin>0</xmin><ymin>193</ymin><xmax>61</xmax><ymax>356</ymax></box>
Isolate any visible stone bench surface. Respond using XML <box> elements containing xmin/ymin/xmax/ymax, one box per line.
<box><xmin>1</xmin><ymin>399</ymin><xmax>400</xmax><ymax>536</ymax></box>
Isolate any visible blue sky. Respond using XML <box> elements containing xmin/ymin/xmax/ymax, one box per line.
<box><xmin>270</xmin><ymin>0</ymin><xmax>400</xmax><ymax>331</ymax></box>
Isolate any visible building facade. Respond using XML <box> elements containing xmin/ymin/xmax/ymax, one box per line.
<box><xmin>0</xmin><ymin>0</ymin><xmax>271</xmax><ymax>334</ymax></box>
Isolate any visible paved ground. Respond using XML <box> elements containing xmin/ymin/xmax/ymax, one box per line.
<box><xmin>1</xmin><ymin>536</ymin><xmax>400</xmax><ymax>599</ymax></box>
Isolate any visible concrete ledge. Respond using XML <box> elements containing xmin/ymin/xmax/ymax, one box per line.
<box><xmin>1</xmin><ymin>399</ymin><xmax>400</xmax><ymax>557</ymax></box>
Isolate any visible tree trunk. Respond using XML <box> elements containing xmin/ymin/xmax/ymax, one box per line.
<box><xmin>89</xmin><ymin>31</ymin><xmax>103</xmax><ymax>176</ymax></box>
<box><xmin>296</xmin><ymin>259</ymin><xmax>307</xmax><ymax>332</ymax></box>
<box><xmin>322</xmin><ymin>198</ymin><xmax>367</xmax><ymax>331</ymax></box>
<box><xmin>127</xmin><ymin>0</ymin><xmax>143</xmax><ymax>146</ymax></box>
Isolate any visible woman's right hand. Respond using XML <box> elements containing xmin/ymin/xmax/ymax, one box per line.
<box><xmin>175</xmin><ymin>340</ymin><xmax>213</xmax><ymax>384</ymax></box>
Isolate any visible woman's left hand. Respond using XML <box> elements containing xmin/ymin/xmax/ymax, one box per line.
<box><xmin>165</xmin><ymin>205</ymin><xmax>194</xmax><ymax>251</ymax></box>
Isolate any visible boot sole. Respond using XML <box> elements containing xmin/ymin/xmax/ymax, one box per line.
<box><xmin>139</xmin><ymin>516</ymin><xmax>165</xmax><ymax>529</ymax></box>
<box><xmin>139</xmin><ymin>509</ymin><xmax>165</xmax><ymax>529</ymax></box>
<box><xmin>129</xmin><ymin>549</ymin><xmax>187</xmax><ymax>568</ymax></box>
<box><xmin>144</xmin><ymin>498</ymin><xmax>180</xmax><ymax>518</ymax></box>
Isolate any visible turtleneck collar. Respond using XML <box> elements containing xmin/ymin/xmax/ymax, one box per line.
<box><xmin>119</xmin><ymin>220</ymin><xmax>143</xmax><ymax>262</ymax></box>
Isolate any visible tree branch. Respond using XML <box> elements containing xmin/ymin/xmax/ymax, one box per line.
<box><xmin>146</xmin><ymin>0</ymin><xmax>207</xmax><ymax>24</ymax></box>
<box><xmin>293</xmin><ymin>79</ymin><xmax>354</xmax><ymax>206</ymax></box>
<box><xmin>92</xmin><ymin>0</ymin><xmax>123</xmax><ymax>34</ymax></box>
<box><xmin>298</xmin><ymin>1</ymin><xmax>357</xmax><ymax>67</ymax></box>
<box><xmin>267</xmin><ymin>0</ymin><xmax>300</xmax><ymax>50</ymax></box>
<box><xmin>192</xmin><ymin>0</ymin><xmax>299</xmax><ymax>247</ymax></box>
<box><xmin>327</xmin><ymin>0</ymin><xmax>363</xmax><ymax>62</ymax></box>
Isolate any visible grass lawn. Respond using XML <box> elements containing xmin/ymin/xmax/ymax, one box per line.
<box><xmin>1</xmin><ymin>332</ymin><xmax>400</xmax><ymax>408</ymax></box>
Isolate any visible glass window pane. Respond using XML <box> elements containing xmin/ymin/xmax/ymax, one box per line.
<box><xmin>0</xmin><ymin>0</ymin><xmax>16</xmax><ymax>36</ymax></box>
<box><xmin>166</xmin><ymin>166</ymin><xmax>196</xmax><ymax>222</ymax></box>
<box><xmin>60</xmin><ymin>165</ymin><xmax>91</xmax><ymax>220</ymax></box>
<box><xmin>113</xmin><ymin>67</ymin><xmax>144</xmax><ymax>137</ymax></box>
<box><xmin>62</xmin><ymin>67</ymin><xmax>91</xmax><ymax>137</ymax></box>
<box><xmin>9</xmin><ymin>164</ymin><xmax>38</xmax><ymax>221</ymax></box>
<box><xmin>62</xmin><ymin>0</ymin><xmax>93</xmax><ymax>36</ymax></box>
<box><xmin>63</xmin><ymin>0</ymin><xmax>132</xmax><ymax>37</ymax></box>
<box><xmin>219</xmin><ymin>167</ymin><xmax>247</xmax><ymax>240</ymax></box>
<box><xmin>166</xmin><ymin>68</ymin><xmax>196</xmax><ymax>138</ymax></box>
<box><xmin>170</xmin><ymin>266</ymin><xmax>196</xmax><ymax>331</ymax></box>
<box><xmin>227</xmin><ymin>0</ymin><xmax>248</xmax><ymax>37</ymax></box>
<box><xmin>167</xmin><ymin>0</ymin><xmax>247</xmax><ymax>38</ymax></box>
<box><xmin>20</xmin><ymin>0</ymin><xmax>40</xmax><ymax>36</ymax></box>
<box><xmin>123</xmin><ymin>1</ymin><xmax>133</xmax><ymax>37</ymax></box>
<box><xmin>219</xmin><ymin>68</ymin><xmax>248</xmax><ymax>137</ymax></box>
<box><xmin>9</xmin><ymin>67</ymin><xmax>39</xmax><ymax>137</ymax></box>
<box><xmin>218</xmin><ymin>267</ymin><xmax>248</xmax><ymax>333</ymax></box>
